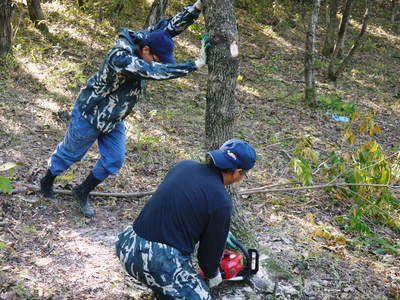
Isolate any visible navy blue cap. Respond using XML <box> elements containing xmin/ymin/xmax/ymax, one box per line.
<box><xmin>146</xmin><ymin>30</ymin><xmax>175</xmax><ymax>64</ymax></box>
<box><xmin>208</xmin><ymin>139</ymin><xmax>256</xmax><ymax>171</ymax></box>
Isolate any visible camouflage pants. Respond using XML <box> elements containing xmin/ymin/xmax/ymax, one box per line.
<box><xmin>115</xmin><ymin>225</ymin><xmax>213</xmax><ymax>300</ymax></box>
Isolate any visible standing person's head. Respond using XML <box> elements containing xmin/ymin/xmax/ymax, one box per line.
<box><xmin>208</xmin><ymin>138</ymin><xmax>256</xmax><ymax>185</ymax></box>
<box><xmin>138</xmin><ymin>30</ymin><xmax>175</xmax><ymax>64</ymax></box>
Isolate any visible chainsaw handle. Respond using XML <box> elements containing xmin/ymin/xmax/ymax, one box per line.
<box><xmin>228</xmin><ymin>238</ymin><xmax>260</xmax><ymax>281</ymax></box>
<box><xmin>230</xmin><ymin>238</ymin><xmax>252</xmax><ymax>280</ymax></box>
<box><xmin>248</xmin><ymin>248</ymin><xmax>259</xmax><ymax>275</ymax></box>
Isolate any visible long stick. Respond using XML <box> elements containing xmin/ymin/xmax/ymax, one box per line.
<box><xmin>10</xmin><ymin>182</ymin><xmax>399</xmax><ymax>199</ymax></box>
<box><xmin>14</xmin><ymin>184</ymin><xmax>154</xmax><ymax>198</ymax></box>
<box><xmin>241</xmin><ymin>183</ymin><xmax>396</xmax><ymax>195</ymax></box>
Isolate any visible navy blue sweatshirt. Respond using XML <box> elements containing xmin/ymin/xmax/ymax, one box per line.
<box><xmin>133</xmin><ymin>160</ymin><xmax>232</xmax><ymax>278</ymax></box>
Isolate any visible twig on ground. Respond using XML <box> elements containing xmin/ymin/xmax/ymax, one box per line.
<box><xmin>273</xmin><ymin>281</ymin><xmax>278</xmax><ymax>300</ymax></box>
<box><xmin>280</xmin><ymin>149</ymin><xmax>292</xmax><ymax>160</ymax></box>
<box><xmin>312</xmin><ymin>159</ymin><xmax>329</xmax><ymax>176</ymax></box>
<box><xmin>16</xmin><ymin>184</ymin><xmax>154</xmax><ymax>198</ymax></box>
<box><xmin>6</xmin><ymin>228</ymin><xmax>18</xmax><ymax>240</ymax></box>
<box><xmin>242</xmin><ymin>182</ymin><xmax>302</xmax><ymax>191</ymax></box>
<box><xmin>241</xmin><ymin>183</ymin><xmax>395</xmax><ymax>195</ymax></box>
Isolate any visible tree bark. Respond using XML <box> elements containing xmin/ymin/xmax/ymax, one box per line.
<box><xmin>0</xmin><ymin>0</ymin><xmax>12</xmax><ymax>54</ymax></box>
<box><xmin>392</xmin><ymin>0</ymin><xmax>397</xmax><ymax>22</ymax></box>
<box><xmin>392</xmin><ymin>0</ymin><xmax>398</xmax><ymax>31</ymax></box>
<box><xmin>333</xmin><ymin>0</ymin><xmax>372</xmax><ymax>81</ymax></box>
<box><xmin>322</xmin><ymin>0</ymin><xmax>339</xmax><ymax>56</ymax></box>
<box><xmin>328</xmin><ymin>0</ymin><xmax>353</xmax><ymax>81</ymax></box>
<box><xmin>203</xmin><ymin>0</ymin><xmax>238</xmax><ymax>150</ymax></box>
<box><xmin>305</xmin><ymin>0</ymin><xmax>321</xmax><ymax>106</ymax></box>
<box><xmin>202</xmin><ymin>0</ymin><xmax>256</xmax><ymax>247</ymax></box>
<box><xmin>27</xmin><ymin>0</ymin><xmax>48</xmax><ymax>32</ymax></box>
<box><xmin>145</xmin><ymin>0</ymin><xmax>169</xmax><ymax>28</ymax></box>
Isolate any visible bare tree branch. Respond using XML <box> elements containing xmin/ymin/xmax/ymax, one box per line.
<box><xmin>11</xmin><ymin>182</ymin><xmax>399</xmax><ymax>199</ymax></box>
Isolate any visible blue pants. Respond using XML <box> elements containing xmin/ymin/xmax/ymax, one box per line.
<box><xmin>115</xmin><ymin>226</ymin><xmax>213</xmax><ymax>300</ymax></box>
<box><xmin>48</xmin><ymin>104</ymin><xmax>126</xmax><ymax>181</ymax></box>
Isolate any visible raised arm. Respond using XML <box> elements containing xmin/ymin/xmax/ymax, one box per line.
<box><xmin>110</xmin><ymin>49</ymin><xmax>197</xmax><ymax>80</ymax></box>
<box><xmin>147</xmin><ymin>1</ymin><xmax>203</xmax><ymax>37</ymax></box>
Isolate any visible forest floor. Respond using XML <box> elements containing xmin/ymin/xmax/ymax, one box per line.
<box><xmin>0</xmin><ymin>1</ymin><xmax>399</xmax><ymax>299</ymax></box>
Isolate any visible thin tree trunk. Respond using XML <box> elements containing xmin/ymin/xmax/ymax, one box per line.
<box><xmin>328</xmin><ymin>0</ymin><xmax>353</xmax><ymax>81</ymax></box>
<box><xmin>392</xmin><ymin>0</ymin><xmax>397</xmax><ymax>22</ymax></box>
<box><xmin>27</xmin><ymin>0</ymin><xmax>48</xmax><ymax>32</ymax></box>
<box><xmin>337</xmin><ymin>24</ymin><xmax>349</xmax><ymax>57</ymax></box>
<box><xmin>305</xmin><ymin>0</ymin><xmax>321</xmax><ymax>105</ymax></box>
<box><xmin>322</xmin><ymin>0</ymin><xmax>339</xmax><ymax>56</ymax></box>
<box><xmin>145</xmin><ymin>0</ymin><xmax>169</xmax><ymax>28</ymax></box>
<box><xmin>0</xmin><ymin>0</ymin><xmax>12</xmax><ymax>54</ymax></box>
<box><xmin>333</xmin><ymin>0</ymin><xmax>372</xmax><ymax>80</ymax></box>
<box><xmin>392</xmin><ymin>0</ymin><xmax>398</xmax><ymax>31</ymax></box>
<box><xmin>203</xmin><ymin>0</ymin><xmax>256</xmax><ymax>247</ymax></box>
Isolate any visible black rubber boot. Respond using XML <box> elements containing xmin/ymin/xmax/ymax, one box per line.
<box><xmin>151</xmin><ymin>292</ymin><xmax>171</xmax><ymax>300</ymax></box>
<box><xmin>40</xmin><ymin>169</ymin><xmax>59</xmax><ymax>203</ymax></box>
<box><xmin>72</xmin><ymin>172</ymin><xmax>101</xmax><ymax>218</ymax></box>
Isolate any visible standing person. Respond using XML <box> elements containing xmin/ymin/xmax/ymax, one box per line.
<box><xmin>115</xmin><ymin>139</ymin><xmax>257</xmax><ymax>300</ymax></box>
<box><xmin>39</xmin><ymin>1</ymin><xmax>208</xmax><ymax>217</ymax></box>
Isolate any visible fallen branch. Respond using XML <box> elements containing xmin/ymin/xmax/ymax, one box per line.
<box><xmin>241</xmin><ymin>182</ymin><xmax>397</xmax><ymax>195</ymax></box>
<box><xmin>8</xmin><ymin>182</ymin><xmax>399</xmax><ymax>199</ymax></box>
<box><xmin>6</xmin><ymin>228</ymin><xmax>18</xmax><ymax>240</ymax></box>
<box><xmin>15</xmin><ymin>184</ymin><xmax>154</xmax><ymax>198</ymax></box>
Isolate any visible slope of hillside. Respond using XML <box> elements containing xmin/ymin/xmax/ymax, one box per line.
<box><xmin>0</xmin><ymin>1</ymin><xmax>399</xmax><ymax>299</ymax></box>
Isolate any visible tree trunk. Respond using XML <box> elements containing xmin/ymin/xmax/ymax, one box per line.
<box><xmin>322</xmin><ymin>0</ymin><xmax>339</xmax><ymax>56</ymax></box>
<box><xmin>202</xmin><ymin>0</ymin><xmax>256</xmax><ymax>247</ymax></box>
<box><xmin>27</xmin><ymin>0</ymin><xmax>48</xmax><ymax>32</ymax></box>
<box><xmin>305</xmin><ymin>0</ymin><xmax>321</xmax><ymax>105</ymax></box>
<box><xmin>392</xmin><ymin>0</ymin><xmax>398</xmax><ymax>31</ymax></box>
<box><xmin>328</xmin><ymin>0</ymin><xmax>353</xmax><ymax>81</ymax></box>
<box><xmin>333</xmin><ymin>0</ymin><xmax>372</xmax><ymax>80</ymax></box>
<box><xmin>0</xmin><ymin>0</ymin><xmax>12</xmax><ymax>55</ymax></box>
<box><xmin>145</xmin><ymin>0</ymin><xmax>169</xmax><ymax>28</ymax></box>
<box><xmin>392</xmin><ymin>0</ymin><xmax>397</xmax><ymax>22</ymax></box>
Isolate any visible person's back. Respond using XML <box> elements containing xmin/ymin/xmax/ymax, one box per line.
<box><xmin>133</xmin><ymin>160</ymin><xmax>232</xmax><ymax>255</ymax></box>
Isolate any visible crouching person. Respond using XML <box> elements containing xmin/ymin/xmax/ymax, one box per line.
<box><xmin>115</xmin><ymin>139</ymin><xmax>256</xmax><ymax>299</ymax></box>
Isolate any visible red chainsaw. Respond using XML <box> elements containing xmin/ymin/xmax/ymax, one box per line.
<box><xmin>199</xmin><ymin>236</ymin><xmax>259</xmax><ymax>281</ymax></box>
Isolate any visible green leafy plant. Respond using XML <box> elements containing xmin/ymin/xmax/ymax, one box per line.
<box><xmin>369</xmin><ymin>236</ymin><xmax>400</xmax><ymax>255</ymax></box>
<box><xmin>0</xmin><ymin>162</ymin><xmax>22</xmax><ymax>194</ymax></box>
<box><xmin>289</xmin><ymin>137</ymin><xmax>318</xmax><ymax>186</ymax></box>
<box><xmin>316</xmin><ymin>93</ymin><xmax>356</xmax><ymax>117</ymax></box>
<box><xmin>290</xmin><ymin>113</ymin><xmax>400</xmax><ymax>254</ymax></box>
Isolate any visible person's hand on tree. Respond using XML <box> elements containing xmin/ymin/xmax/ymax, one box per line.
<box><xmin>194</xmin><ymin>0</ymin><xmax>203</xmax><ymax>11</ymax></box>
<box><xmin>195</xmin><ymin>33</ymin><xmax>211</xmax><ymax>68</ymax></box>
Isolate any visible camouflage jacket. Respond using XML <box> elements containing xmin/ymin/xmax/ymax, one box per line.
<box><xmin>75</xmin><ymin>4</ymin><xmax>200</xmax><ymax>133</ymax></box>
